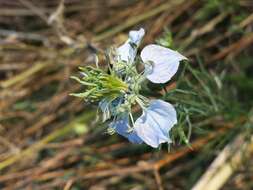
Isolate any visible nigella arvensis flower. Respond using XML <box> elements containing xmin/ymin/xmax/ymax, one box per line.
<box><xmin>71</xmin><ymin>28</ymin><xmax>187</xmax><ymax>148</ymax></box>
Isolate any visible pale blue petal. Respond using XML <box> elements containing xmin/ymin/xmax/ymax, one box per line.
<box><xmin>117</xmin><ymin>42</ymin><xmax>136</xmax><ymax>63</ymax></box>
<box><xmin>141</xmin><ymin>44</ymin><xmax>187</xmax><ymax>83</ymax></box>
<box><xmin>134</xmin><ymin>100</ymin><xmax>177</xmax><ymax>148</ymax></box>
<box><xmin>129</xmin><ymin>28</ymin><xmax>145</xmax><ymax>46</ymax></box>
<box><xmin>98</xmin><ymin>99</ymin><xmax>109</xmax><ymax>112</ymax></box>
<box><xmin>109</xmin><ymin>117</ymin><xmax>143</xmax><ymax>144</ymax></box>
<box><xmin>98</xmin><ymin>99</ymin><xmax>111</xmax><ymax>121</ymax></box>
<box><xmin>117</xmin><ymin>28</ymin><xmax>145</xmax><ymax>63</ymax></box>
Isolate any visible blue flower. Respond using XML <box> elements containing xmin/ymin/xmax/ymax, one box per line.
<box><xmin>110</xmin><ymin>100</ymin><xmax>177</xmax><ymax>148</ymax></box>
<box><xmin>117</xmin><ymin>29</ymin><xmax>187</xmax><ymax>83</ymax></box>
<box><xmin>134</xmin><ymin>100</ymin><xmax>177</xmax><ymax>148</ymax></box>
<box><xmin>109</xmin><ymin>115</ymin><xmax>143</xmax><ymax>144</ymax></box>
<box><xmin>141</xmin><ymin>44</ymin><xmax>187</xmax><ymax>83</ymax></box>
<box><xmin>113</xmin><ymin>29</ymin><xmax>187</xmax><ymax>147</ymax></box>
<box><xmin>72</xmin><ymin>28</ymin><xmax>187</xmax><ymax>148</ymax></box>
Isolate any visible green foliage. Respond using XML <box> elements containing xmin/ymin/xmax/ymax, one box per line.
<box><xmin>165</xmin><ymin>59</ymin><xmax>235</xmax><ymax>146</ymax></box>
<box><xmin>70</xmin><ymin>66</ymin><xmax>128</xmax><ymax>103</ymax></box>
<box><xmin>196</xmin><ymin>0</ymin><xmax>240</xmax><ymax>21</ymax></box>
<box><xmin>73</xmin><ymin>122</ymin><xmax>88</xmax><ymax>135</ymax></box>
<box><xmin>13</xmin><ymin>100</ymin><xmax>36</xmax><ymax>112</ymax></box>
<box><xmin>156</xmin><ymin>28</ymin><xmax>173</xmax><ymax>48</ymax></box>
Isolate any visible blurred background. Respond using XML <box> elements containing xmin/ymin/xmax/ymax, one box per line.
<box><xmin>0</xmin><ymin>0</ymin><xmax>253</xmax><ymax>189</ymax></box>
